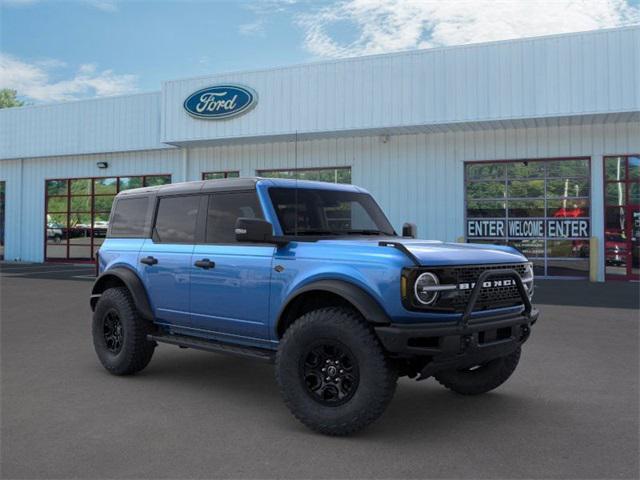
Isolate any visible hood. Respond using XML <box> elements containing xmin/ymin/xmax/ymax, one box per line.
<box><xmin>398</xmin><ymin>239</ymin><xmax>526</xmax><ymax>266</ymax></box>
<box><xmin>316</xmin><ymin>237</ymin><xmax>527</xmax><ymax>266</ymax></box>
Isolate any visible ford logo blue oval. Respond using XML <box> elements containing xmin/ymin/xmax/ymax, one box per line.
<box><xmin>183</xmin><ymin>84</ymin><xmax>257</xmax><ymax>120</ymax></box>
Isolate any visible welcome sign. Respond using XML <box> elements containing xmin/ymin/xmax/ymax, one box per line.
<box><xmin>467</xmin><ymin>219</ymin><xmax>590</xmax><ymax>239</ymax></box>
<box><xmin>184</xmin><ymin>84</ymin><xmax>257</xmax><ymax>119</ymax></box>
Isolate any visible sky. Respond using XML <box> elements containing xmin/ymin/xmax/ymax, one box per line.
<box><xmin>1</xmin><ymin>0</ymin><xmax>639</xmax><ymax>104</ymax></box>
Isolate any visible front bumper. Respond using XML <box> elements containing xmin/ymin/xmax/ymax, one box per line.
<box><xmin>376</xmin><ymin>267</ymin><xmax>538</xmax><ymax>378</ymax></box>
<box><xmin>375</xmin><ymin>308</ymin><xmax>537</xmax><ymax>377</ymax></box>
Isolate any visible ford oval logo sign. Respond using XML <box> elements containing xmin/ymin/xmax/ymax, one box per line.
<box><xmin>183</xmin><ymin>84</ymin><xmax>257</xmax><ymax>120</ymax></box>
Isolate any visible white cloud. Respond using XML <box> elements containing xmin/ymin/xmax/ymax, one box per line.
<box><xmin>297</xmin><ymin>0</ymin><xmax>640</xmax><ymax>58</ymax></box>
<box><xmin>0</xmin><ymin>53</ymin><xmax>138</xmax><ymax>102</ymax></box>
<box><xmin>239</xmin><ymin>19</ymin><xmax>266</xmax><ymax>36</ymax></box>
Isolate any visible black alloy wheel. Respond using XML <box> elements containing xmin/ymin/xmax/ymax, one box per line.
<box><xmin>103</xmin><ymin>309</ymin><xmax>124</xmax><ymax>354</ymax></box>
<box><xmin>300</xmin><ymin>341</ymin><xmax>359</xmax><ymax>406</ymax></box>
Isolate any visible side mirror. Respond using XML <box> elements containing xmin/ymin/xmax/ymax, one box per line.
<box><xmin>235</xmin><ymin>218</ymin><xmax>277</xmax><ymax>244</ymax></box>
<box><xmin>402</xmin><ymin>222</ymin><xmax>417</xmax><ymax>238</ymax></box>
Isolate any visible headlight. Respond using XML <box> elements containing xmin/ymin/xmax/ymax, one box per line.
<box><xmin>414</xmin><ymin>272</ymin><xmax>440</xmax><ymax>305</ymax></box>
<box><xmin>523</xmin><ymin>262</ymin><xmax>534</xmax><ymax>298</ymax></box>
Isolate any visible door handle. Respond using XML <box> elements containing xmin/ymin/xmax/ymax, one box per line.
<box><xmin>194</xmin><ymin>259</ymin><xmax>215</xmax><ymax>269</ymax></box>
<box><xmin>140</xmin><ymin>256</ymin><xmax>158</xmax><ymax>266</ymax></box>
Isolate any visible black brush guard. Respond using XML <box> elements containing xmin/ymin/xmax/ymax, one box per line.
<box><xmin>374</xmin><ymin>269</ymin><xmax>538</xmax><ymax>379</ymax></box>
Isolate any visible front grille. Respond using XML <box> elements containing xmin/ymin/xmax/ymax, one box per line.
<box><xmin>408</xmin><ymin>263</ymin><xmax>528</xmax><ymax>313</ymax></box>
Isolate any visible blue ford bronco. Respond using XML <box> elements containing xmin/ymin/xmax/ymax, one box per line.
<box><xmin>91</xmin><ymin>177</ymin><xmax>537</xmax><ymax>435</ymax></box>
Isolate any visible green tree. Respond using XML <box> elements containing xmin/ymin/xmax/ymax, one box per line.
<box><xmin>0</xmin><ymin>89</ymin><xmax>25</xmax><ymax>109</ymax></box>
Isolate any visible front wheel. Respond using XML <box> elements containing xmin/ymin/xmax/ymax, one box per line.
<box><xmin>276</xmin><ymin>307</ymin><xmax>398</xmax><ymax>436</ymax></box>
<box><xmin>434</xmin><ymin>347</ymin><xmax>521</xmax><ymax>395</ymax></box>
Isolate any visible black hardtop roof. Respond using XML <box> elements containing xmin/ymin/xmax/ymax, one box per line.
<box><xmin>116</xmin><ymin>177</ymin><xmax>260</xmax><ymax>197</ymax></box>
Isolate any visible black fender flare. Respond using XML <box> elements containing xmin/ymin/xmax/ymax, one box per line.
<box><xmin>90</xmin><ymin>267</ymin><xmax>154</xmax><ymax>321</ymax></box>
<box><xmin>275</xmin><ymin>279</ymin><xmax>391</xmax><ymax>336</ymax></box>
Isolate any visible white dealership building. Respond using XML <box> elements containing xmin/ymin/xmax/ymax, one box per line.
<box><xmin>0</xmin><ymin>26</ymin><xmax>638</xmax><ymax>281</ymax></box>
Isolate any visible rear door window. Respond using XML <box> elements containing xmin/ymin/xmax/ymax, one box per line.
<box><xmin>206</xmin><ymin>192</ymin><xmax>263</xmax><ymax>244</ymax></box>
<box><xmin>154</xmin><ymin>195</ymin><xmax>200</xmax><ymax>244</ymax></box>
<box><xmin>109</xmin><ymin>197</ymin><xmax>150</xmax><ymax>237</ymax></box>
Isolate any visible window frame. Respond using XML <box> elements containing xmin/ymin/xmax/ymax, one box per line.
<box><xmin>202</xmin><ymin>190</ymin><xmax>267</xmax><ymax>246</ymax></box>
<box><xmin>463</xmin><ymin>157</ymin><xmax>592</xmax><ymax>278</ymax></box>
<box><xmin>151</xmin><ymin>193</ymin><xmax>203</xmax><ymax>245</ymax></box>
<box><xmin>44</xmin><ymin>174</ymin><xmax>171</xmax><ymax>262</ymax></box>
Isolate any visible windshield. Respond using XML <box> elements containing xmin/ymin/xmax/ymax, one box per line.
<box><xmin>268</xmin><ymin>187</ymin><xmax>395</xmax><ymax>236</ymax></box>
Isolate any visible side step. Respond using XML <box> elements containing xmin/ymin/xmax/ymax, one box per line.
<box><xmin>147</xmin><ymin>333</ymin><xmax>275</xmax><ymax>363</ymax></box>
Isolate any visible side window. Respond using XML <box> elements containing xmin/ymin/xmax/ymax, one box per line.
<box><xmin>109</xmin><ymin>197</ymin><xmax>150</xmax><ymax>237</ymax></box>
<box><xmin>206</xmin><ymin>191</ymin><xmax>263</xmax><ymax>244</ymax></box>
<box><xmin>154</xmin><ymin>195</ymin><xmax>200</xmax><ymax>244</ymax></box>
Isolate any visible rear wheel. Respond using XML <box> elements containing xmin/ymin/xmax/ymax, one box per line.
<box><xmin>92</xmin><ymin>287</ymin><xmax>155</xmax><ymax>375</ymax></box>
<box><xmin>276</xmin><ymin>307</ymin><xmax>397</xmax><ymax>436</ymax></box>
<box><xmin>434</xmin><ymin>347</ymin><xmax>521</xmax><ymax>395</ymax></box>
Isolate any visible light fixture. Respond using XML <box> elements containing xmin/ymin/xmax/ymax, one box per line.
<box><xmin>96</xmin><ymin>162</ymin><xmax>108</xmax><ymax>169</ymax></box>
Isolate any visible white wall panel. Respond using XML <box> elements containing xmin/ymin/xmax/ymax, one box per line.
<box><xmin>0</xmin><ymin>92</ymin><xmax>168</xmax><ymax>160</ymax></box>
<box><xmin>163</xmin><ymin>27</ymin><xmax>639</xmax><ymax>145</ymax></box>
<box><xmin>0</xmin><ymin>149</ymin><xmax>182</xmax><ymax>262</ymax></box>
<box><xmin>1</xmin><ymin>121</ymin><xmax>638</xmax><ymax>281</ymax></box>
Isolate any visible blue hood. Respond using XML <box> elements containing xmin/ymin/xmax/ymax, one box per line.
<box><xmin>397</xmin><ymin>239</ymin><xmax>527</xmax><ymax>266</ymax></box>
<box><xmin>316</xmin><ymin>238</ymin><xmax>527</xmax><ymax>266</ymax></box>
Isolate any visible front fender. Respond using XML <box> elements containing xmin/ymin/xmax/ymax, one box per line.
<box><xmin>90</xmin><ymin>267</ymin><xmax>153</xmax><ymax>321</ymax></box>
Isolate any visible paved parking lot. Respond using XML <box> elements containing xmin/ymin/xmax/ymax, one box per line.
<box><xmin>1</xmin><ymin>262</ymin><xmax>638</xmax><ymax>479</ymax></box>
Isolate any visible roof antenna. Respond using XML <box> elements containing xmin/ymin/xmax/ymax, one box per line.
<box><xmin>294</xmin><ymin>130</ymin><xmax>299</xmax><ymax>237</ymax></box>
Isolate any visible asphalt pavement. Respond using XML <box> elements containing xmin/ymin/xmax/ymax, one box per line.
<box><xmin>1</xmin><ymin>263</ymin><xmax>638</xmax><ymax>479</ymax></box>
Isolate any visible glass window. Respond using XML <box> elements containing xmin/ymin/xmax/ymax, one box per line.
<box><xmin>269</xmin><ymin>187</ymin><xmax>394</xmax><ymax>236</ymax></box>
<box><xmin>466</xmin><ymin>200</ymin><xmax>506</xmax><ymax>218</ymax></box>
<box><xmin>605</xmin><ymin>157</ymin><xmax>626</xmax><ymax>181</ymax></box>
<box><xmin>44</xmin><ymin>174</ymin><xmax>171</xmax><ymax>261</ymax></box>
<box><xmin>94</xmin><ymin>195</ymin><xmax>115</xmax><ymax>212</ymax></box>
<box><xmin>205</xmin><ymin>192</ymin><xmax>263</xmax><ymax>244</ymax></box>
<box><xmin>507</xmin><ymin>200</ymin><xmax>545</xmax><ymax>218</ymax></box>
<box><xmin>465</xmin><ymin>158</ymin><xmax>591</xmax><ymax>277</ymax></box>
<box><xmin>154</xmin><ymin>195</ymin><xmax>200</xmax><ymax>243</ymax></box>
<box><xmin>94</xmin><ymin>178</ymin><xmax>117</xmax><ymax>194</ymax></box>
<box><xmin>119</xmin><ymin>177</ymin><xmax>143</xmax><ymax>191</ymax></box>
<box><xmin>466</xmin><ymin>163</ymin><xmax>505</xmax><ymax>180</ymax></box>
<box><xmin>259</xmin><ymin>167</ymin><xmax>351</xmax><ymax>184</ymax></box>
<box><xmin>629</xmin><ymin>183</ymin><xmax>639</xmax><ymax>205</ymax></box>
<box><xmin>70</xmin><ymin>196</ymin><xmax>91</xmax><ymax>212</ymax></box>
<box><xmin>507</xmin><ymin>239</ymin><xmax>545</xmax><ymax>258</ymax></box>
<box><xmin>47</xmin><ymin>180</ymin><xmax>67</xmax><ymax>196</ymax></box>
<box><xmin>47</xmin><ymin>197</ymin><xmax>67</xmax><ymax>213</ymax></box>
<box><xmin>70</xmin><ymin>179</ymin><xmax>91</xmax><ymax>195</ymax></box>
<box><xmin>606</xmin><ymin>183</ymin><xmax>626</xmax><ymax>206</ymax></box>
<box><xmin>145</xmin><ymin>175</ymin><xmax>171</xmax><ymax>187</ymax></box>
<box><xmin>547</xmin><ymin>179</ymin><xmax>589</xmax><ymax>198</ymax></box>
<box><xmin>547</xmin><ymin>159</ymin><xmax>589</xmax><ymax>178</ymax></box>
<box><xmin>466</xmin><ymin>182</ymin><xmax>506</xmax><ymax>199</ymax></box>
<box><xmin>506</xmin><ymin>161</ymin><xmax>545</xmax><ymax>179</ymax></box>
<box><xmin>109</xmin><ymin>197</ymin><xmax>150</xmax><ymax>238</ymax></box>
<box><xmin>203</xmin><ymin>171</ymin><xmax>240</xmax><ymax>180</ymax></box>
<box><xmin>507</xmin><ymin>180</ymin><xmax>545</xmax><ymax>198</ymax></box>
<box><xmin>629</xmin><ymin>156</ymin><xmax>639</xmax><ymax>180</ymax></box>
<box><xmin>547</xmin><ymin>199</ymin><xmax>589</xmax><ymax>218</ymax></box>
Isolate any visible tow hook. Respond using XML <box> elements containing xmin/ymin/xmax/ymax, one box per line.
<box><xmin>461</xmin><ymin>335</ymin><xmax>473</xmax><ymax>352</ymax></box>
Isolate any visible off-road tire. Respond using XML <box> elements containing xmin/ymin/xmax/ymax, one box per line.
<box><xmin>276</xmin><ymin>307</ymin><xmax>397</xmax><ymax>436</ymax></box>
<box><xmin>92</xmin><ymin>287</ymin><xmax>155</xmax><ymax>375</ymax></box>
<box><xmin>434</xmin><ymin>347</ymin><xmax>521</xmax><ymax>395</ymax></box>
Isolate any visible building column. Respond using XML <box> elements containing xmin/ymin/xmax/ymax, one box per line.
<box><xmin>591</xmin><ymin>155</ymin><xmax>605</xmax><ymax>282</ymax></box>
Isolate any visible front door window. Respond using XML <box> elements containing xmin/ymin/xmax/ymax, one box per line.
<box><xmin>604</xmin><ymin>155</ymin><xmax>639</xmax><ymax>280</ymax></box>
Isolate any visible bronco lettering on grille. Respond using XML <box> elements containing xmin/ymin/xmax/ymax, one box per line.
<box><xmin>458</xmin><ymin>279</ymin><xmax>515</xmax><ymax>290</ymax></box>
